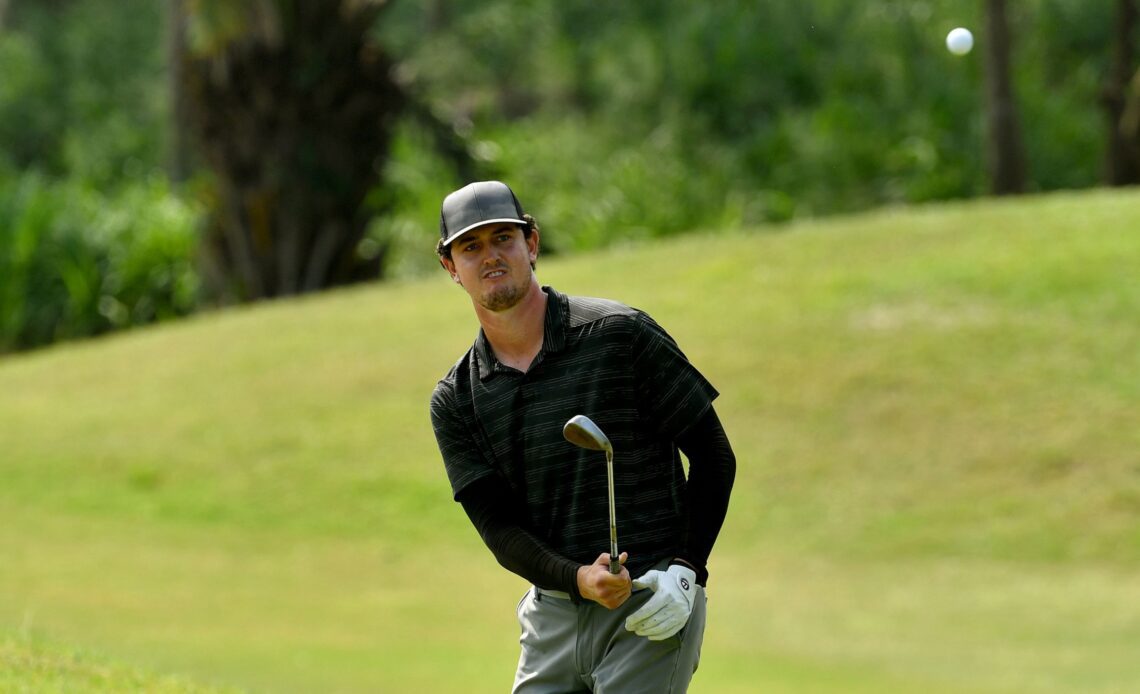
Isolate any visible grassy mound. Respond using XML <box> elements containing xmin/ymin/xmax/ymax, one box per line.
<box><xmin>1</xmin><ymin>189</ymin><xmax>1137</xmax><ymax>692</ymax></box>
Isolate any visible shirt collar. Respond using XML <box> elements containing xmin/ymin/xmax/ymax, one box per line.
<box><xmin>475</xmin><ymin>286</ymin><xmax>567</xmax><ymax>381</ymax></box>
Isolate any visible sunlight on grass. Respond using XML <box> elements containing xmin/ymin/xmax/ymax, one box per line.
<box><xmin>1</xmin><ymin>189</ymin><xmax>1138</xmax><ymax>691</ymax></box>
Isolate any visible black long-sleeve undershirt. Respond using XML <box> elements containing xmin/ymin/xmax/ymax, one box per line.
<box><xmin>676</xmin><ymin>407</ymin><xmax>737</xmax><ymax>584</ymax></box>
<box><xmin>457</xmin><ymin>473</ymin><xmax>586</xmax><ymax>600</ymax></box>
<box><xmin>457</xmin><ymin>406</ymin><xmax>736</xmax><ymax>595</ymax></box>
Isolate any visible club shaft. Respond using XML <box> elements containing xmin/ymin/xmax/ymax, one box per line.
<box><xmin>606</xmin><ymin>449</ymin><xmax>619</xmax><ymax>574</ymax></box>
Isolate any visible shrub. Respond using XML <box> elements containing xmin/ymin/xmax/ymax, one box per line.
<box><xmin>0</xmin><ymin>174</ymin><xmax>201</xmax><ymax>353</ymax></box>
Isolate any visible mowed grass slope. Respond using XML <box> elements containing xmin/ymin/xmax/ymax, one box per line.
<box><xmin>1</xmin><ymin>189</ymin><xmax>1138</xmax><ymax>692</ymax></box>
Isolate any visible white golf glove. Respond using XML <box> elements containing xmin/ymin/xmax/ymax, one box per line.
<box><xmin>624</xmin><ymin>564</ymin><xmax>697</xmax><ymax>640</ymax></box>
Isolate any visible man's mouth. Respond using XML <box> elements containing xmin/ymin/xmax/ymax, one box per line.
<box><xmin>483</xmin><ymin>268</ymin><xmax>508</xmax><ymax>280</ymax></box>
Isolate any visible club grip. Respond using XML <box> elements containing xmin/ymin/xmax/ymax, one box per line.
<box><xmin>609</xmin><ymin>557</ymin><xmax>621</xmax><ymax>574</ymax></box>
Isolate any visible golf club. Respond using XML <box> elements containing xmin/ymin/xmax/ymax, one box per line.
<box><xmin>563</xmin><ymin>414</ymin><xmax>620</xmax><ymax>574</ymax></box>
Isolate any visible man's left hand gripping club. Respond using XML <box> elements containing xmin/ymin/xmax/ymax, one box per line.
<box><xmin>624</xmin><ymin>564</ymin><xmax>697</xmax><ymax>640</ymax></box>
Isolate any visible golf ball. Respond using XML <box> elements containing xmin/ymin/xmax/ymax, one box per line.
<box><xmin>946</xmin><ymin>27</ymin><xmax>973</xmax><ymax>56</ymax></box>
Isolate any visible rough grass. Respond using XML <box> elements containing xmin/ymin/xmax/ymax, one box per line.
<box><xmin>1</xmin><ymin>189</ymin><xmax>1138</xmax><ymax>692</ymax></box>
<box><xmin>0</xmin><ymin>636</ymin><xmax>236</xmax><ymax>693</ymax></box>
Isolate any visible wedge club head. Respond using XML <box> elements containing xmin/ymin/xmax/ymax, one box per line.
<box><xmin>563</xmin><ymin>414</ymin><xmax>612</xmax><ymax>454</ymax></box>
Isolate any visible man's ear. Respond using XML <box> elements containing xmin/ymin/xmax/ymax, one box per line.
<box><xmin>440</xmin><ymin>256</ymin><xmax>461</xmax><ymax>284</ymax></box>
<box><xmin>527</xmin><ymin>228</ymin><xmax>540</xmax><ymax>264</ymax></box>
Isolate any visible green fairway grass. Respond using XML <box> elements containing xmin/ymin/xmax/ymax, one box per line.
<box><xmin>1</xmin><ymin>189</ymin><xmax>1138</xmax><ymax>692</ymax></box>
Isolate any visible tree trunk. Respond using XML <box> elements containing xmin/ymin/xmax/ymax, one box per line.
<box><xmin>165</xmin><ymin>0</ymin><xmax>192</xmax><ymax>184</ymax></box>
<box><xmin>1102</xmin><ymin>0</ymin><xmax>1140</xmax><ymax>185</ymax></box>
<box><xmin>983</xmin><ymin>0</ymin><xmax>1027</xmax><ymax>195</ymax></box>
<box><xmin>182</xmin><ymin>0</ymin><xmax>405</xmax><ymax>301</ymax></box>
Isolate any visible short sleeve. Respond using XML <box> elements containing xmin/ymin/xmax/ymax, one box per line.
<box><xmin>430</xmin><ymin>381</ymin><xmax>495</xmax><ymax>499</ymax></box>
<box><xmin>630</xmin><ymin>312</ymin><xmax>719</xmax><ymax>441</ymax></box>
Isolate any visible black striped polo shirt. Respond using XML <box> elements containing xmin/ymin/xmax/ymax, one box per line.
<box><xmin>430</xmin><ymin>286</ymin><xmax>719</xmax><ymax>580</ymax></box>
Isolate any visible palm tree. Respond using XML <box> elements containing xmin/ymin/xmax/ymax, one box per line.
<box><xmin>178</xmin><ymin>0</ymin><xmax>406</xmax><ymax>300</ymax></box>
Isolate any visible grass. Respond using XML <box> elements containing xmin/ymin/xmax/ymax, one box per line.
<box><xmin>0</xmin><ymin>635</ymin><xmax>236</xmax><ymax>692</ymax></box>
<box><xmin>1</xmin><ymin>188</ymin><xmax>1138</xmax><ymax>691</ymax></box>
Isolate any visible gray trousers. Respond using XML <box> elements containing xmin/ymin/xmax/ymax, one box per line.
<box><xmin>512</xmin><ymin>578</ymin><xmax>707</xmax><ymax>693</ymax></box>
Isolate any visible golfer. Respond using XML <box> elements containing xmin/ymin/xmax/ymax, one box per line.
<box><xmin>430</xmin><ymin>181</ymin><xmax>736</xmax><ymax>693</ymax></box>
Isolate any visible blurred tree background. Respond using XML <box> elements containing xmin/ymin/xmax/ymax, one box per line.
<box><xmin>0</xmin><ymin>0</ymin><xmax>1135</xmax><ymax>352</ymax></box>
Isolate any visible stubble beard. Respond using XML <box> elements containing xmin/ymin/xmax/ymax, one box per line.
<box><xmin>479</xmin><ymin>279</ymin><xmax>527</xmax><ymax>312</ymax></box>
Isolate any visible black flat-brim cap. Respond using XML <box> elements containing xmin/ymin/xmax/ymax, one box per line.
<box><xmin>439</xmin><ymin>181</ymin><xmax>527</xmax><ymax>247</ymax></box>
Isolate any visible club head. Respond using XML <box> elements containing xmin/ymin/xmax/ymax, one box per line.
<box><xmin>563</xmin><ymin>414</ymin><xmax>612</xmax><ymax>454</ymax></box>
<box><xmin>564</xmin><ymin>414</ymin><xmax>620</xmax><ymax>573</ymax></box>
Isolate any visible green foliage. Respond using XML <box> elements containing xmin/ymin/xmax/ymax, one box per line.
<box><xmin>0</xmin><ymin>174</ymin><xmax>201</xmax><ymax>352</ymax></box>
<box><xmin>364</xmin><ymin>120</ymin><xmax>460</xmax><ymax>278</ymax></box>
<box><xmin>372</xmin><ymin>0</ymin><xmax>1117</xmax><ymax>277</ymax></box>
<box><xmin>0</xmin><ymin>0</ymin><xmax>167</xmax><ymax>184</ymax></box>
<box><xmin>489</xmin><ymin>117</ymin><xmax>748</xmax><ymax>249</ymax></box>
<box><xmin>0</xmin><ymin>1</ymin><xmax>187</xmax><ymax>353</ymax></box>
<box><xmin>0</xmin><ymin>0</ymin><xmax>1131</xmax><ymax>333</ymax></box>
<box><xmin>0</xmin><ymin>32</ymin><xmax>62</xmax><ymax>172</ymax></box>
<box><xmin>1017</xmin><ymin>0</ymin><xmax>1112</xmax><ymax>190</ymax></box>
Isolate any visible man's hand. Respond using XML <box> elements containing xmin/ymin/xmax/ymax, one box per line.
<box><xmin>577</xmin><ymin>552</ymin><xmax>631</xmax><ymax>609</ymax></box>
<box><xmin>624</xmin><ymin>564</ymin><xmax>697</xmax><ymax>640</ymax></box>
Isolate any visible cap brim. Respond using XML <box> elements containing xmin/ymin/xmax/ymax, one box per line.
<box><xmin>441</xmin><ymin>217</ymin><xmax>527</xmax><ymax>246</ymax></box>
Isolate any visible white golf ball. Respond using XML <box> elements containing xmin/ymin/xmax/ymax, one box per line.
<box><xmin>946</xmin><ymin>27</ymin><xmax>973</xmax><ymax>56</ymax></box>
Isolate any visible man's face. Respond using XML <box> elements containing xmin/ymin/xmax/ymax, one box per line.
<box><xmin>441</xmin><ymin>223</ymin><xmax>539</xmax><ymax>312</ymax></box>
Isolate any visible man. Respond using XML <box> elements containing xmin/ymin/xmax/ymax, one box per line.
<box><xmin>430</xmin><ymin>181</ymin><xmax>736</xmax><ymax>693</ymax></box>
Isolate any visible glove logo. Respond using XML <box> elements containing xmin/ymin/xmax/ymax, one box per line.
<box><xmin>680</xmin><ymin>578</ymin><xmax>690</xmax><ymax>590</ymax></box>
